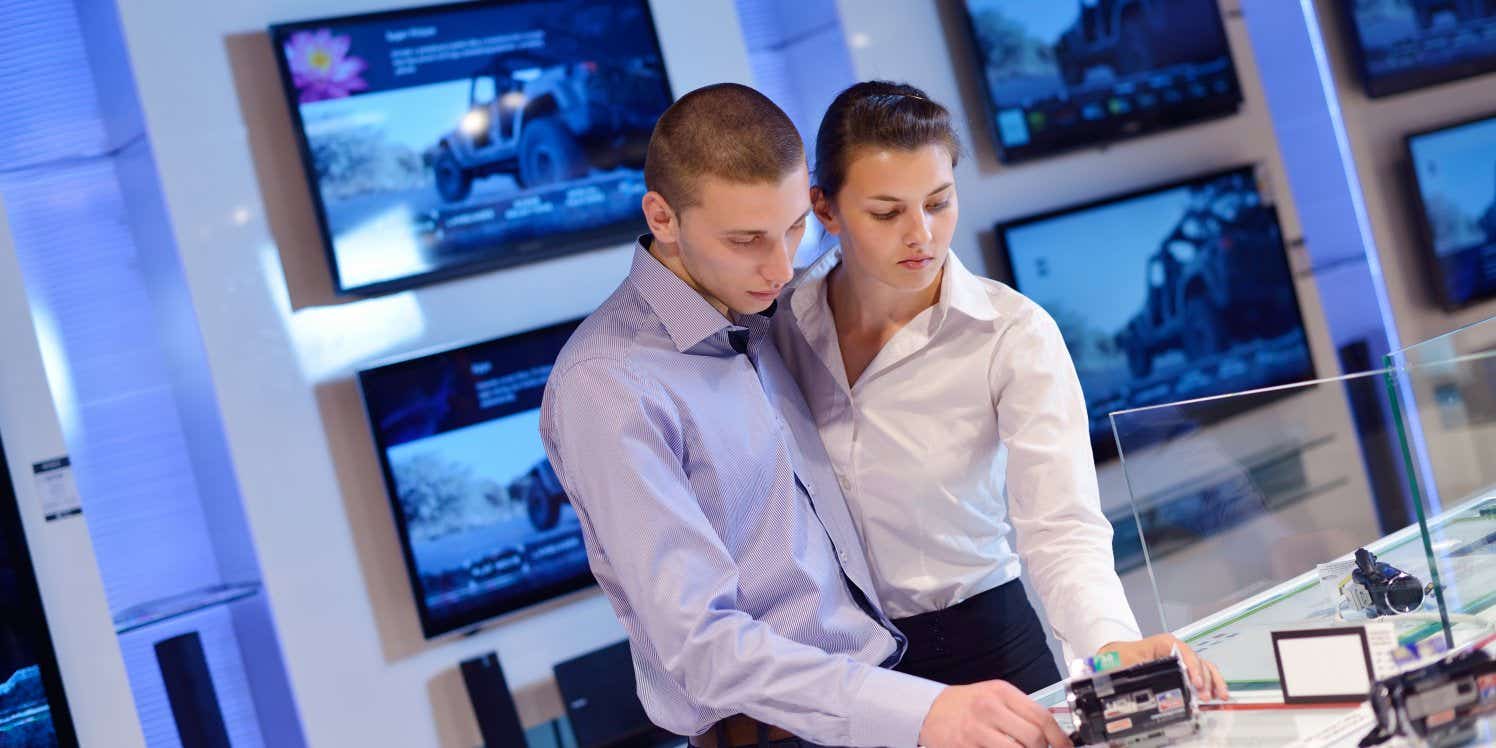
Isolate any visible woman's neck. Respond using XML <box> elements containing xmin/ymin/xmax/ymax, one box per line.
<box><xmin>826</xmin><ymin>254</ymin><xmax>943</xmax><ymax>336</ymax></box>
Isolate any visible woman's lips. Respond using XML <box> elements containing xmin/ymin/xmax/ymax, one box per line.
<box><xmin>899</xmin><ymin>257</ymin><xmax>933</xmax><ymax>269</ymax></box>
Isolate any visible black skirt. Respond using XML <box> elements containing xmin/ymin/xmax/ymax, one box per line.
<box><xmin>890</xmin><ymin>579</ymin><xmax>1062</xmax><ymax>693</ymax></box>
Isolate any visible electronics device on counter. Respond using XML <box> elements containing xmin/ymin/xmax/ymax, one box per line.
<box><xmin>1066</xmin><ymin>650</ymin><xmax>1200</xmax><ymax>746</ymax></box>
<box><xmin>270</xmin><ymin>0</ymin><xmax>673</xmax><ymax>294</ymax></box>
<box><xmin>1344</xmin><ymin>0</ymin><xmax>1496</xmax><ymax>98</ymax></box>
<box><xmin>1406</xmin><ymin>111</ymin><xmax>1496</xmax><ymax>308</ymax></box>
<box><xmin>995</xmin><ymin>164</ymin><xmax>1315</xmax><ymax>461</ymax></box>
<box><xmin>959</xmin><ymin>0</ymin><xmax>1242</xmax><ymax>162</ymax></box>
<box><xmin>459</xmin><ymin>652</ymin><xmax>527</xmax><ymax>747</ymax></box>
<box><xmin>1345</xmin><ymin>548</ymin><xmax>1431</xmax><ymax>618</ymax></box>
<box><xmin>357</xmin><ymin>318</ymin><xmax>591</xmax><ymax>638</ymax></box>
<box><xmin>1361</xmin><ymin>639</ymin><xmax>1496</xmax><ymax>746</ymax></box>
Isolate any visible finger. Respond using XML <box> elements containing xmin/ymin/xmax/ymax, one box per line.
<box><xmin>1038</xmin><ymin>712</ymin><xmax>1074</xmax><ymax>748</ymax></box>
<box><xmin>1176</xmin><ymin>642</ymin><xmax>1206</xmax><ymax>693</ymax></box>
<box><xmin>971</xmin><ymin>721</ymin><xmax>1024</xmax><ymax>748</ymax></box>
<box><xmin>1208</xmin><ymin>659</ymin><xmax>1230</xmax><ymax>701</ymax></box>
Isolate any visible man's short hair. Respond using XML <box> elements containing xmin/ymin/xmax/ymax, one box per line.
<box><xmin>644</xmin><ymin>83</ymin><xmax>804</xmax><ymax>211</ymax></box>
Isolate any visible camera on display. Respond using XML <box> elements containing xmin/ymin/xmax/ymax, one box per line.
<box><xmin>1345</xmin><ymin>548</ymin><xmax>1432</xmax><ymax>619</ymax></box>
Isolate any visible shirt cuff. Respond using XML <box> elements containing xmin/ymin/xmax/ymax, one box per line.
<box><xmin>1080</xmin><ymin>618</ymin><xmax>1145</xmax><ymax>660</ymax></box>
<box><xmin>849</xmin><ymin>666</ymin><xmax>946</xmax><ymax>748</ymax></box>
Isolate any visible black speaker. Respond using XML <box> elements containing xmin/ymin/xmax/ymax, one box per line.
<box><xmin>154</xmin><ymin>631</ymin><xmax>231</xmax><ymax>748</ymax></box>
<box><xmin>554</xmin><ymin>640</ymin><xmax>671</xmax><ymax>748</ymax></box>
<box><xmin>460</xmin><ymin>652</ymin><xmax>527</xmax><ymax>747</ymax></box>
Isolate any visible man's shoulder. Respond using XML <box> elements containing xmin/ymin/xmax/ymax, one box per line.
<box><xmin>551</xmin><ymin>284</ymin><xmax>666</xmax><ymax>387</ymax></box>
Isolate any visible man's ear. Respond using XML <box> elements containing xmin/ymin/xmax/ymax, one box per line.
<box><xmin>642</xmin><ymin>191</ymin><xmax>680</xmax><ymax>246</ymax></box>
<box><xmin>811</xmin><ymin>186</ymin><xmax>841</xmax><ymax>235</ymax></box>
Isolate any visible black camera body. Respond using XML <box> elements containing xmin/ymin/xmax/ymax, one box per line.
<box><xmin>1361</xmin><ymin>646</ymin><xmax>1496</xmax><ymax>746</ymax></box>
<box><xmin>1067</xmin><ymin>652</ymin><xmax>1200</xmax><ymax>746</ymax></box>
<box><xmin>1349</xmin><ymin>548</ymin><xmax>1426</xmax><ymax>617</ymax></box>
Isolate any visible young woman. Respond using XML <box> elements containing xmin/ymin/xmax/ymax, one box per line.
<box><xmin>772</xmin><ymin>81</ymin><xmax>1229</xmax><ymax>699</ymax></box>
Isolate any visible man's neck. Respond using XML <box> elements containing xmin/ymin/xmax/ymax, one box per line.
<box><xmin>647</xmin><ymin>239</ymin><xmax>732</xmax><ymax>320</ymax></box>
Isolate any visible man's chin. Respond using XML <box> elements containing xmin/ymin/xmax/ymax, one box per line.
<box><xmin>736</xmin><ymin>293</ymin><xmax>778</xmax><ymax>315</ymax></box>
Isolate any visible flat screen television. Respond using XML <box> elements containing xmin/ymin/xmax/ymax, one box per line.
<box><xmin>994</xmin><ymin>166</ymin><xmax>1316</xmax><ymax>460</ymax></box>
<box><xmin>0</xmin><ymin>430</ymin><xmax>79</xmax><ymax>747</ymax></box>
<box><xmin>357</xmin><ymin>319</ymin><xmax>590</xmax><ymax>638</ymax></box>
<box><xmin>270</xmin><ymin>0</ymin><xmax>673</xmax><ymax>295</ymax></box>
<box><xmin>960</xmin><ymin>0</ymin><xmax>1242</xmax><ymax>163</ymax></box>
<box><xmin>1406</xmin><ymin>111</ymin><xmax>1496</xmax><ymax>308</ymax></box>
<box><xmin>1344</xmin><ymin>0</ymin><xmax>1496</xmax><ymax>98</ymax></box>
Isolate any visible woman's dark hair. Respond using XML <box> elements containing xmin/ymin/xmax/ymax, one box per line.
<box><xmin>813</xmin><ymin>81</ymin><xmax>962</xmax><ymax>197</ymax></box>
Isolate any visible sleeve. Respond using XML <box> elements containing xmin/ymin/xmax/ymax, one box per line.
<box><xmin>541</xmin><ymin>357</ymin><xmax>943</xmax><ymax>747</ymax></box>
<box><xmin>990</xmin><ymin>308</ymin><xmax>1143</xmax><ymax>661</ymax></box>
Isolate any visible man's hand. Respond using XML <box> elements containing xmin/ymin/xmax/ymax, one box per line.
<box><xmin>918</xmin><ymin>681</ymin><xmax>1073</xmax><ymax>748</ymax></box>
<box><xmin>1098</xmin><ymin>634</ymin><xmax>1229</xmax><ymax>701</ymax></box>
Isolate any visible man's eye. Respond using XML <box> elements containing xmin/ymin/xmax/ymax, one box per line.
<box><xmin>928</xmin><ymin>200</ymin><xmax>951</xmax><ymax>212</ymax></box>
<box><xmin>729</xmin><ymin>237</ymin><xmax>756</xmax><ymax>246</ymax></box>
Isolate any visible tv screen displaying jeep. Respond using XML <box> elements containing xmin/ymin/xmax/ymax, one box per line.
<box><xmin>995</xmin><ymin>166</ymin><xmax>1315</xmax><ymax>460</ymax></box>
<box><xmin>1345</xmin><ymin>0</ymin><xmax>1496</xmax><ymax>97</ymax></box>
<box><xmin>960</xmin><ymin>0</ymin><xmax>1242</xmax><ymax>163</ymax></box>
<box><xmin>270</xmin><ymin>0</ymin><xmax>673</xmax><ymax>295</ymax></box>
<box><xmin>0</xmin><ymin>430</ymin><xmax>80</xmax><ymax>747</ymax></box>
<box><xmin>357</xmin><ymin>319</ymin><xmax>590</xmax><ymax>638</ymax></box>
<box><xmin>1407</xmin><ymin>112</ymin><xmax>1496</xmax><ymax>307</ymax></box>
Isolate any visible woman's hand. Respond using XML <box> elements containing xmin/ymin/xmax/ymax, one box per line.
<box><xmin>1097</xmin><ymin>634</ymin><xmax>1230</xmax><ymax>701</ymax></box>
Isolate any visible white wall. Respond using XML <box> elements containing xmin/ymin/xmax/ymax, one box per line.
<box><xmin>104</xmin><ymin>1</ymin><xmax>751</xmax><ymax>746</ymax></box>
<box><xmin>0</xmin><ymin>197</ymin><xmax>146</xmax><ymax>748</ymax></box>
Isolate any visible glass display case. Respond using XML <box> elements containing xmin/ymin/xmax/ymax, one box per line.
<box><xmin>1027</xmin><ymin>317</ymin><xmax>1496</xmax><ymax>745</ymax></box>
<box><xmin>1389</xmin><ymin>316</ymin><xmax>1496</xmax><ymax>656</ymax></box>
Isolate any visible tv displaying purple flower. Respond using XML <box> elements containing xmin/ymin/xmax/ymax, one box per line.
<box><xmin>284</xmin><ymin>29</ymin><xmax>369</xmax><ymax>103</ymax></box>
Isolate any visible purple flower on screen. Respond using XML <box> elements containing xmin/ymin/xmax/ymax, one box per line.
<box><xmin>284</xmin><ymin>29</ymin><xmax>368</xmax><ymax>102</ymax></box>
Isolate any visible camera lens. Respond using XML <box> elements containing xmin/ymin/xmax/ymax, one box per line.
<box><xmin>1383</xmin><ymin>575</ymin><xmax>1424</xmax><ymax>613</ymax></box>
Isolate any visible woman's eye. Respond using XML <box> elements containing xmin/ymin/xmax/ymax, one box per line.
<box><xmin>872</xmin><ymin>210</ymin><xmax>900</xmax><ymax>221</ymax></box>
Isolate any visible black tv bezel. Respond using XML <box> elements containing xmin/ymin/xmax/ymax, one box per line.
<box><xmin>1341</xmin><ymin>2</ymin><xmax>1496</xmax><ymax>99</ymax></box>
<box><xmin>957</xmin><ymin>0</ymin><xmax>1245</xmax><ymax>164</ymax></box>
<box><xmin>0</xmin><ymin>428</ymin><xmax>81</xmax><ymax>748</ymax></box>
<box><xmin>990</xmin><ymin>163</ymin><xmax>1319</xmax><ymax>462</ymax></box>
<box><xmin>1403</xmin><ymin>109</ymin><xmax>1496</xmax><ymax>310</ymax></box>
<box><xmin>268</xmin><ymin>0</ymin><xmax>673</xmax><ymax>297</ymax></box>
<box><xmin>355</xmin><ymin>318</ymin><xmax>593</xmax><ymax>640</ymax></box>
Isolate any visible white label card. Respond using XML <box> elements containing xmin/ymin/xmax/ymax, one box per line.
<box><xmin>31</xmin><ymin>456</ymin><xmax>81</xmax><ymax>521</ymax></box>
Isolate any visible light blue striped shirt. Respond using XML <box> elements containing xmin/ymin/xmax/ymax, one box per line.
<box><xmin>540</xmin><ymin>239</ymin><xmax>945</xmax><ymax>747</ymax></box>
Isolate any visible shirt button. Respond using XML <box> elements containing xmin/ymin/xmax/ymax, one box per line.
<box><xmin>838</xmin><ymin>477</ymin><xmax>851</xmax><ymax>492</ymax></box>
<box><xmin>839</xmin><ymin>550</ymin><xmax>849</xmax><ymax>563</ymax></box>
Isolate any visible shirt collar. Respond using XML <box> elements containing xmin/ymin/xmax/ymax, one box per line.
<box><xmin>628</xmin><ymin>235</ymin><xmax>778</xmax><ymax>353</ymax></box>
<box><xmin>939</xmin><ymin>251</ymin><xmax>999</xmax><ymax>322</ymax></box>
<box><xmin>789</xmin><ymin>246</ymin><xmax>998</xmax><ymax>325</ymax></box>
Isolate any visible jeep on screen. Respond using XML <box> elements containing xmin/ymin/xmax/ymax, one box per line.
<box><xmin>1115</xmin><ymin>181</ymin><xmax>1300</xmax><ymax>379</ymax></box>
<box><xmin>424</xmin><ymin>52</ymin><xmax>668</xmax><ymax>203</ymax></box>
<box><xmin>1054</xmin><ymin>0</ymin><xmax>1227</xmax><ymax>86</ymax></box>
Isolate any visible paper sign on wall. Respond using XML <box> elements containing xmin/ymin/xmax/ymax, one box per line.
<box><xmin>32</xmin><ymin>456</ymin><xmax>81</xmax><ymax>521</ymax></box>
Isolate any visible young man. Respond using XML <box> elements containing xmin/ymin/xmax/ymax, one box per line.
<box><xmin>539</xmin><ymin>83</ymin><xmax>1072</xmax><ymax>748</ymax></box>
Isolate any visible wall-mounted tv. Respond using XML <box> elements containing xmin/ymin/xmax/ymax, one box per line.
<box><xmin>270</xmin><ymin>0</ymin><xmax>673</xmax><ymax>295</ymax></box>
<box><xmin>960</xmin><ymin>0</ymin><xmax>1243</xmax><ymax>163</ymax></box>
<box><xmin>1407</xmin><ymin>112</ymin><xmax>1496</xmax><ymax>308</ymax></box>
<box><xmin>1344</xmin><ymin>0</ymin><xmax>1496</xmax><ymax>98</ymax></box>
<box><xmin>0</xmin><ymin>429</ymin><xmax>79</xmax><ymax>747</ymax></box>
<box><xmin>995</xmin><ymin>166</ymin><xmax>1316</xmax><ymax>460</ymax></box>
<box><xmin>357</xmin><ymin>319</ymin><xmax>589</xmax><ymax>638</ymax></box>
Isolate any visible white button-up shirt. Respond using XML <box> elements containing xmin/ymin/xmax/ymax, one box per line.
<box><xmin>772</xmin><ymin>248</ymin><xmax>1141</xmax><ymax>659</ymax></box>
